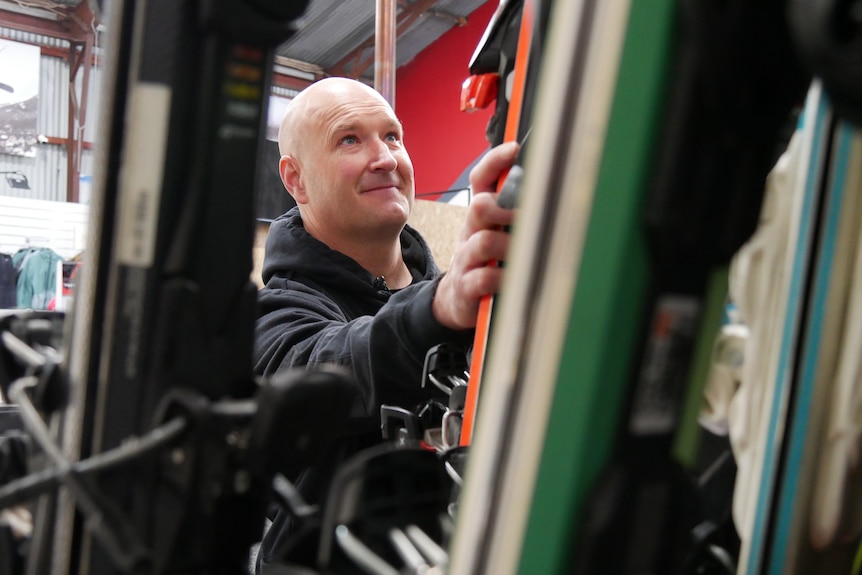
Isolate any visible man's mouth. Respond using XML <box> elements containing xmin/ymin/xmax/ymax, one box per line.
<box><xmin>362</xmin><ymin>182</ymin><xmax>400</xmax><ymax>193</ymax></box>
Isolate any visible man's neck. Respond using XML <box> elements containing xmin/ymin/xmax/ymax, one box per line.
<box><xmin>352</xmin><ymin>238</ymin><xmax>412</xmax><ymax>289</ymax></box>
<box><xmin>309</xmin><ymin>223</ymin><xmax>412</xmax><ymax>289</ymax></box>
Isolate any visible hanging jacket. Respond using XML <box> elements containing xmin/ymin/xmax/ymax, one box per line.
<box><xmin>0</xmin><ymin>254</ymin><xmax>15</xmax><ymax>309</ymax></box>
<box><xmin>12</xmin><ymin>248</ymin><xmax>64</xmax><ymax>310</ymax></box>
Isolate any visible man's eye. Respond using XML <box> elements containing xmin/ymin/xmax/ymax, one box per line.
<box><xmin>385</xmin><ymin>132</ymin><xmax>401</xmax><ymax>143</ymax></box>
<box><xmin>340</xmin><ymin>135</ymin><xmax>358</xmax><ymax>145</ymax></box>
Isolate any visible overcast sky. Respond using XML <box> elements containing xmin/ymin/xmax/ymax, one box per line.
<box><xmin>0</xmin><ymin>39</ymin><xmax>40</xmax><ymax>106</ymax></box>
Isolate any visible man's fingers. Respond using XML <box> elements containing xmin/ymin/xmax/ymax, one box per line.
<box><xmin>460</xmin><ymin>192</ymin><xmax>516</xmax><ymax>240</ymax></box>
<box><xmin>469</xmin><ymin>142</ymin><xmax>520</xmax><ymax>194</ymax></box>
<box><xmin>452</xmin><ymin>228</ymin><xmax>511</xmax><ymax>270</ymax></box>
<box><xmin>460</xmin><ymin>265</ymin><xmax>506</xmax><ymax>302</ymax></box>
<box><xmin>466</xmin><ymin>228</ymin><xmax>510</xmax><ymax>267</ymax></box>
<box><xmin>434</xmin><ymin>264</ymin><xmax>507</xmax><ymax>330</ymax></box>
<box><xmin>433</xmin><ymin>141</ymin><xmax>520</xmax><ymax>330</ymax></box>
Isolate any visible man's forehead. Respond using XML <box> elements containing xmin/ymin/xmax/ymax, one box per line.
<box><xmin>329</xmin><ymin>114</ymin><xmax>403</xmax><ymax>133</ymax></box>
<box><xmin>318</xmin><ymin>97</ymin><xmax>400</xmax><ymax>128</ymax></box>
<box><xmin>303</xmin><ymin>79</ymin><xmax>386</xmax><ymax>107</ymax></box>
<box><xmin>286</xmin><ymin>81</ymin><xmax>401</xmax><ymax>147</ymax></box>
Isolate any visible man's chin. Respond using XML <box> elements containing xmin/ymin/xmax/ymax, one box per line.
<box><xmin>364</xmin><ymin>192</ymin><xmax>410</xmax><ymax>214</ymax></box>
<box><xmin>375</xmin><ymin>203</ymin><xmax>411</xmax><ymax>232</ymax></box>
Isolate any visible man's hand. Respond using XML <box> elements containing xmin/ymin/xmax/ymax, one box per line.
<box><xmin>433</xmin><ymin>141</ymin><xmax>519</xmax><ymax>330</ymax></box>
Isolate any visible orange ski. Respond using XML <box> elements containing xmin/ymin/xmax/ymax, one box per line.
<box><xmin>460</xmin><ymin>0</ymin><xmax>538</xmax><ymax>446</ymax></box>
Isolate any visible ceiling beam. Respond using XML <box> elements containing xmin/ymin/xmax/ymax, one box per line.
<box><xmin>327</xmin><ymin>0</ymin><xmax>439</xmax><ymax>78</ymax></box>
<box><xmin>66</xmin><ymin>0</ymin><xmax>98</xmax><ymax>38</ymax></box>
<box><xmin>426</xmin><ymin>8</ymin><xmax>467</xmax><ymax>27</ymax></box>
<box><xmin>0</xmin><ymin>7</ymin><xmax>88</xmax><ymax>41</ymax></box>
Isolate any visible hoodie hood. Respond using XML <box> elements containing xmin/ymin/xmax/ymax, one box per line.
<box><xmin>261</xmin><ymin>207</ymin><xmax>439</xmax><ymax>293</ymax></box>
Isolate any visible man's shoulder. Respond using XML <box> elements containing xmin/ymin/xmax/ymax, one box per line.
<box><xmin>266</xmin><ymin>207</ymin><xmax>303</xmax><ymax>238</ymax></box>
<box><xmin>257</xmin><ymin>276</ymin><xmax>346</xmax><ymax>317</ymax></box>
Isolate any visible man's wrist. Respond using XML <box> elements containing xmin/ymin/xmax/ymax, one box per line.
<box><xmin>432</xmin><ymin>273</ymin><xmax>469</xmax><ymax>331</ymax></box>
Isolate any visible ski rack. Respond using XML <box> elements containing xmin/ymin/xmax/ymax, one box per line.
<box><xmin>450</xmin><ymin>0</ymin><xmax>811</xmax><ymax>574</ymax></box>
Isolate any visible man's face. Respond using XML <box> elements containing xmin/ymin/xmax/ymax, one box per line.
<box><xmin>286</xmin><ymin>81</ymin><xmax>415</xmax><ymax>244</ymax></box>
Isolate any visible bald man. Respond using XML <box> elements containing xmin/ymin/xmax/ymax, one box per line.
<box><xmin>253</xmin><ymin>77</ymin><xmax>517</xmax><ymax>570</ymax></box>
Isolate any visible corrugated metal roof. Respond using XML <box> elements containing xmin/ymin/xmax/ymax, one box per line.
<box><xmin>276</xmin><ymin>0</ymin><xmax>490</xmax><ymax>79</ymax></box>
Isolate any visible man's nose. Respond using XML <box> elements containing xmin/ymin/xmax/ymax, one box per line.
<box><xmin>368</xmin><ymin>139</ymin><xmax>398</xmax><ymax>171</ymax></box>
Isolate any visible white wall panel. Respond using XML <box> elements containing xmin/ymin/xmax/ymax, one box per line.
<box><xmin>0</xmin><ymin>195</ymin><xmax>89</xmax><ymax>259</ymax></box>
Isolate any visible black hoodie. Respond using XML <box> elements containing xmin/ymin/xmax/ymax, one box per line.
<box><xmin>255</xmin><ymin>207</ymin><xmax>472</xmax><ymax>414</ymax></box>
<box><xmin>253</xmin><ymin>207</ymin><xmax>472</xmax><ymax>570</ymax></box>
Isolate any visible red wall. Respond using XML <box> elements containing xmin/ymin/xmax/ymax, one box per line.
<box><xmin>396</xmin><ymin>1</ymin><xmax>497</xmax><ymax>200</ymax></box>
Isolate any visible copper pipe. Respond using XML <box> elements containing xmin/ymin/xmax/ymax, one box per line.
<box><xmin>375</xmin><ymin>0</ymin><xmax>397</xmax><ymax>108</ymax></box>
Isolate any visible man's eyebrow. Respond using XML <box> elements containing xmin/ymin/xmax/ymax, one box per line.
<box><xmin>331</xmin><ymin>122</ymin><xmax>358</xmax><ymax>134</ymax></box>
<box><xmin>329</xmin><ymin>119</ymin><xmax>403</xmax><ymax>140</ymax></box>
<box><xmin>326</xmin><ymin>123</ymin><xmax>358</xmax><ymax>145</ymax></box>
<box><xmin>388</xmin><ymin>118</ymin><xmax>404</xmax><ymax>131</ymax></box>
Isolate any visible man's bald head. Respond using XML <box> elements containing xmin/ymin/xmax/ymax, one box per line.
<box><xmin>277</xmin><ymin>77</ymin><xmax>392</xmax><ymax>159</ymax></box>
<box><xmin>273</xmin><ymin>74</ymin><xmax>414</xmax><ymax>249</ymax></box>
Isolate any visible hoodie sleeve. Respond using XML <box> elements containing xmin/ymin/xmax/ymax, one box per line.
<box><xmin>254</xmin><ymin>276</ymin><xmax>473</xmax><ymax>417</ymax></box>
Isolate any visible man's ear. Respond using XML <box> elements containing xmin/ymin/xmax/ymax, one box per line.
<box><xmin>279</xmin><ymin>155</ymin><xmax>307</xmax><ymax>204</ymax></box>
